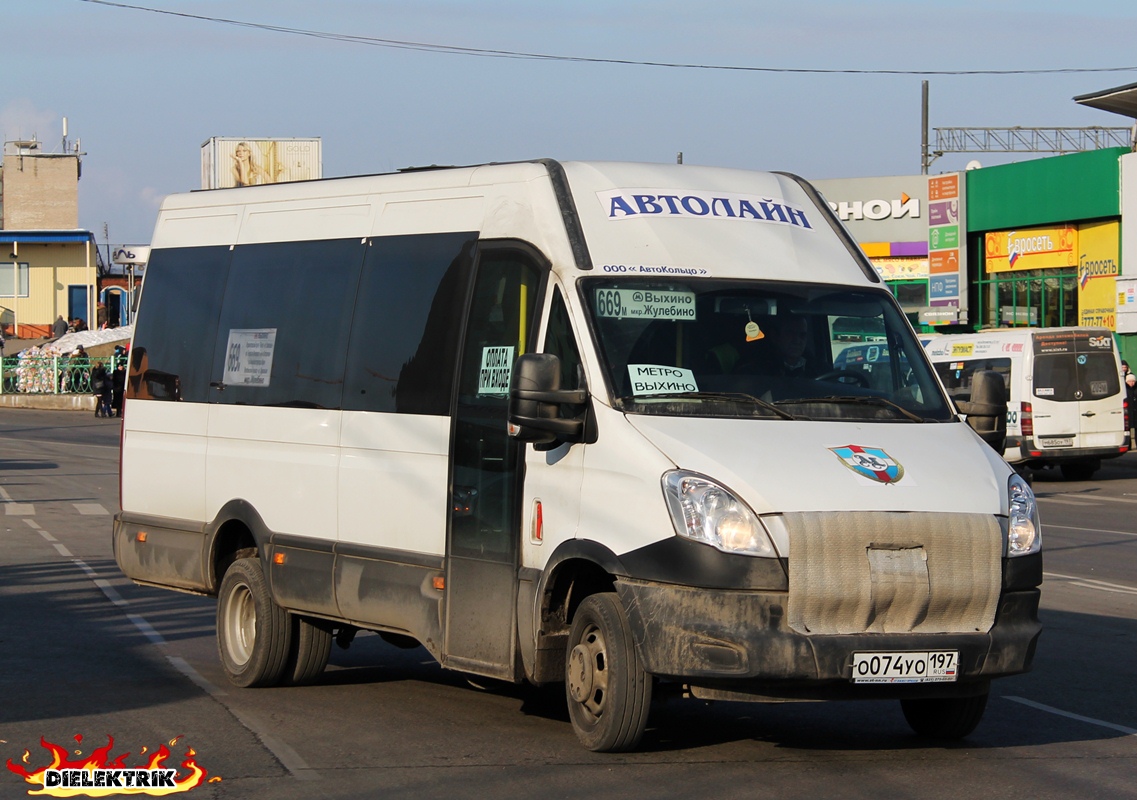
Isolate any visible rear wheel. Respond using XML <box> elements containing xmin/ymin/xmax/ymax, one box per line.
<box><xmin>565</xmin><ymin>593</ymin><xmax>652</xmax><ymax>752</ymax></box>
<box><xmin>217</xmin><ymin>558</ymin><xmax>292</xmax><ymax>688</ymax></box>
<box><xmin>901</xmin><ymin>691</ymin><xmax>988</xmax><ymax>739</ymax></box>
<box><xmin>284</xmin><ymin>615</ymin><xmax>333</xmax><ymax>685</ymax></box>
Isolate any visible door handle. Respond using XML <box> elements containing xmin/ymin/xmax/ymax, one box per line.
<box><xmin>1081</xmin><ymin>411</ymin><xmax>1095</xmax><ymax>417</ymax></box>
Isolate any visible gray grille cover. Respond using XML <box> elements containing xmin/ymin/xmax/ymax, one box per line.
<box><xmin>785</xmin><ymin>511</ymin><xmax>1001</xmax><ymax>635</ymax></box>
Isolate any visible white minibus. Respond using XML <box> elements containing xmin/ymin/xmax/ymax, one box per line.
<box><xmin>924</xmin><ymin>328</ymin><xmax>1127</xmax><ymax>480</ymax></box>
<box><xmin>114</xmin><ymin>160</ymin><xmax>1041</xmax><ymax>751</ymax></box>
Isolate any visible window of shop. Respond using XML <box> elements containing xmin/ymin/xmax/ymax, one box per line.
<box><xmin>976</xmin><ymin>270</ymin><xmax>1077</xmax><ymax>328</ymax></box>
<box><xmin>887</xmin><ymin>279</ymin><xmax>930</xmax><ymax>331</ymax></box>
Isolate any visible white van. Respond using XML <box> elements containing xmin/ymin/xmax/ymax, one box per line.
<box><xmin>923</xmin><ymin>328</ymin><xmax>1127</xmax><ymax>480</ymax></box>
<box><xmin>114</xmin><ymin>160</ymin><xmax>1041</xmax><ymax>752</ymax></box>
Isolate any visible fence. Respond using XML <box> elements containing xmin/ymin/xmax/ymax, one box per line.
<box><xmin>0</xmin><ymin>355</ymin><xmax>123</xmax><ymax>396</ymax></box>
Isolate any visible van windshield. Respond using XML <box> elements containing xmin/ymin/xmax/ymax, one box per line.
<box><xmin>582</xmin><ymin>278</ymin><xmax>953</xmax><ymax>422</ymax></box>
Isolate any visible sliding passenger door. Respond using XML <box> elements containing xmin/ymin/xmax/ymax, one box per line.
<box><xmin>443</xmin><ymin>245</ymin><xmax>545</xmax><ymax>678</ymax></box>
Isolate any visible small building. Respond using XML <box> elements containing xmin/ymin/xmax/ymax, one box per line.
<box><xmin>1</xmin><ymin>137</ymin><xmax>98</xmax><ymax>338</ymax></box>
<box><xmin>0</xmin><ymin>230</ymin><xmax>100</xmax><ymax>338</ymax></box>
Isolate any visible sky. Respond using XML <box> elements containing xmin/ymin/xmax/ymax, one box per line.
<box><xmin>6</xmin><ymin>0</ymin><xmax>1137</xmax><ymax>246</ymax></box>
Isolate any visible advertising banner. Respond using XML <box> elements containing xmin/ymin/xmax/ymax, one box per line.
<box><xmin>1077</xmin><ymin>221</ymin><xmax>1120</xmax><ymax>330</ymax></box>
<box><xmin>984</xmin><ymin>225</ymin><xmax>1078</xmax><ymax>273</ymax></box>
<box><xmin>201</xmin><ymin>137</ymin><xmax>322</xmax><ymax>189</ymax></box>
<box><xmin>925</xmin><ymin>173</ymin><xmax>966</xmax><ymax>322</ymax></box>
<box><xmin>871</xmin><ymin>257</ymin><xmax>929</xmax><ymax>281</ymax></box>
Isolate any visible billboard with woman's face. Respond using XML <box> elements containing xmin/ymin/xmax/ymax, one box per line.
<box><xmin>201</xmin><ymin>137</ymin><xmax>322</xmax><ymax>189</ymax></box>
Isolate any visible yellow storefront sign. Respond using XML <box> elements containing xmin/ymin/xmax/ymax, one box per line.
<box><xmin>1077</xmin><ymin>220</ymin><xmax>1119</xmax><ymax>330</ymax></box>
<box><xmin>984</xmin><ymin>225</ymin><xmax>1077</xmax><ymax>273</ymax></box>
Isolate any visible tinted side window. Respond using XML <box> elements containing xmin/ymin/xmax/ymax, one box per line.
<box><xmin>343</xmin><ymin>232</ymin><xmax>477</xmax><ymax>415</ymax></box>
<box><xmin>932</xmin><ymin>357</ymin><xmax>1012</xmax><ymax>403</ymax></box>
<box><xmin>127</xmin><ymin>245</ymin><xmax>233</xmax><ymax>402</ymax></box>
<box><xmin>210</xmin><ymin>238</ymin><xmax>366</xmax><ymax>409</ymax></box>
<box><xmin>544</xmin><ymin>287</ymin><xmax>583</xmax><ymax>391</ymax></box>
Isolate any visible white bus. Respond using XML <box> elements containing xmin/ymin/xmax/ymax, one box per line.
<box><xmin>114</xmin><ymin>160</ymin><xmax>1041</xmax><ymax>751</ymax></box>
<box><xmin>924</xmin><ymin>328</ymin><xmax>1127</xmax><ymax>481</ymax></box>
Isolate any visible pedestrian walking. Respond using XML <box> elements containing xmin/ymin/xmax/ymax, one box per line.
<box><xmin>91</xmin><ymin>363</ymin><xmax>112</xmax><ymax>418</ymax></box>
<box><xmin>1127</xmin><ymin>372</ymin><xmax>1137</xmax><ymax>444</ymax></box>
<box><xmin>111</xmin><ymin>361</ymin><xmax>126</xmax><ymax>418</ymax></box>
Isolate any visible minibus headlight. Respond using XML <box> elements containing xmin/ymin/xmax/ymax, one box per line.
<box><xmin>1007</xmin><ymin>472</ymin><xmax>1041</xmax><ymax>557</ymax></box>
<box><xmin>662</xmin><ymin>471</ymin><xmax>776</xmax><ymax>557</ymax></box>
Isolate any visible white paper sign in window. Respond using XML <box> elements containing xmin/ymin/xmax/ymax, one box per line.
<box><xmin>594</xmin><ymin>288</ymin><xmax>696</xmax><ymax>321</ymax></box>
<box><xmin>628</xmin><ymin>364</ymin><xmax>699</xmax><ymax>396</ymax></box>
<box><xmin>478</xmin><ymin>345</ymin><xmax>515</xmax><ymax>396</ymax></box>
<box><xmin>223</xmin><ymin>328</ymin><xmax>277</xmax><ymax>387</ymax></box>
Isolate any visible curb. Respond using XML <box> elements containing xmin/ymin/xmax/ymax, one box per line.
<box><xmin>0</xmin><ymin>395</ymin><xmax>97</xmax><ymax>411</ymax></box>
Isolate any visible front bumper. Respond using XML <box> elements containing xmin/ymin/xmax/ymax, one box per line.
<box><xmin>616</xmin><ymin>576</ymin><xmax>1041</xmax><ymax>700</ymax></box>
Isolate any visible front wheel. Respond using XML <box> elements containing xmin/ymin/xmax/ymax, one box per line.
<box><xmin>217</xmin><ymin>558</ymin><xmax>292</xmax><ymax>688</ymax></box>
<box><xmin>565</xmin><ymin>593</ymin><xmax>652</xmax><ymax>752</ymax></box>
<box><xmin>901</xmin><ymin>691</ymin><xmax>988</xmax><ymax>739</ymax></box>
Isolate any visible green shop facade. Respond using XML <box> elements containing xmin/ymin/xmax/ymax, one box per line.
<box><xmin>816</xmin><ymin>146</ymin><xmax>1135</xmax><ymax>363</ymax></box>
<box><xmin>966</xmin><ymin>146</ymin><xmax>1133</xmax><ymax>364</ymax></box>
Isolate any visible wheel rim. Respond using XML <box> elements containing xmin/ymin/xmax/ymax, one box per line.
<box><xmin>223</xmin><ymin>582</ymin><xmax>256</xmax><ymax>667</ymax></box>
<box><xmin>567</xmin><ymin>623</ymin><xmax>609</xmax><ymax>719</ymax></box>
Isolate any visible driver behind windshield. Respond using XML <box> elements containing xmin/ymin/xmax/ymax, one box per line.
<box><xmin>765</xmin><ymin>314</ymin><xmax>814</xmax><ymax>378</ymax></box>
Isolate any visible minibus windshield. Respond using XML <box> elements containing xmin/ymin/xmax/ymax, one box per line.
<box><xmin>583</xmin><ymin>278</ymin><xmax>953</xmax><ymax>422</ymax></box>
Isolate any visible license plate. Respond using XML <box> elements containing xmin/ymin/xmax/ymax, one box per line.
<box><xmin>1040</xmin><ymin>437</ymin><xmax>1073</xmax><ymax>448</ymax></box>
<box><xmin>851</xmin><ymin>651</ymin><xmax>958</xmax><ymax>684</ymax></box>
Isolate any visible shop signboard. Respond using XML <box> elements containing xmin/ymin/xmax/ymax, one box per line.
<box><xmin>1077</xmin><ymin>221</ymin><xmax>1120</xmax><ymax>330</ymax></box>
<box><xmin>984</xmin><ymin>225</ymin><xmax>1078</xmax><ymax>273</ymax></box>
<box><xmin>1116</xmin><ymin>277</ymin><xmax>1137</xmax><ymax>334</ymax></box>
<box><xmin>812</xmin><ymin>176</ymin><xmax>930</xmax><ymax>295</ymax></box>
<box><xmin>926</xmin><ymin>173</ymin><xmax>966</xmax><ymax>323</ymax></box>
<box><xmin>870</xmin><ymin>257</ymin><xmax>930</xmax><ymax>281</ymax></box>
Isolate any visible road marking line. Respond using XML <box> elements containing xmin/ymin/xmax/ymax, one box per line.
<box><xmin>164</xmin><ymin>658</ymin><xmax>320</xmax><ymax>781</ymax></box>
<box><xmin>1004</xmin><ymin>696</ymin><xmax>1137</xmax><ymax>736</ymax></box>
<box><xmin>74</xmin><ymin>503</ymin><xmax>109</xmax><ymax>516</ymax></box>
<box><xmin>22</xmin><ymin>518</ymin><xmax>43</xmax><ymax>531</ymax></box>
<box><xmin>1036</xmin><ymin>497</ymin><xmax>1098</xmax><ymax>506</ymax></box>
<box><xmin>0</xmin><ymin>487</ymin><xmax>34</xmax><ymax>513</ymax></box>
<box><xmin>1045</xmin><ymin>524</ymin><xmax>1137</xmax><ymax>538</ymax></box>
<box><xmin>1043</xmin><ymin>572</ymin><xmax>1137</xmax><ymax>595</ymax></box>
<box><xmin>29</xmin><ymin>520</ymin><xmax>322</xmax><ymax>783</ymax></box>
<box><xmin>1074</xmin><ymin>494</ymin><xmax>1137</xmax><ymax>505</ymax></box>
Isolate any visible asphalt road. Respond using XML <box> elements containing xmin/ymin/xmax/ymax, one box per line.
<box><xmin>1</xmin><ymin>408</ymin><xmax>1135</xmax><ymax>799</ymax></box>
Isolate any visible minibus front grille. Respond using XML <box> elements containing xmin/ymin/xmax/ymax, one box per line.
<box><xmin>783</xmin><ymin>511</ymin><xmax>1002</xmax><ymax>635</ymax></box>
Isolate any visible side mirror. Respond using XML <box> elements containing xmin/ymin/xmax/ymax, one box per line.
<box><xmin>508</xmin><ymin>353</ymin><xmax>588</xmax><ymax>446</ymax></box>
<box><xmin>957</xmin><ymin>369</ymin><xmax>1007</xmax><ymax>454</ymax></box>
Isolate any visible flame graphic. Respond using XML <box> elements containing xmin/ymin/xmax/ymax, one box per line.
<box><xmin>5</xmin><ymin>736</ymin><xmax>213</xmax><ymax>797</ymax></box>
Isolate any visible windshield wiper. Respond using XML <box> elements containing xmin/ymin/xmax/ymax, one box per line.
<box><xmin>629</xmin><ymin>391</ymin><xmax>800</xmax><ymax>420</ymax></box>
<box><xmin>775</xmin><ymin>395</ymin><xmax>927</xmax><ymax>422</ymax></box>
